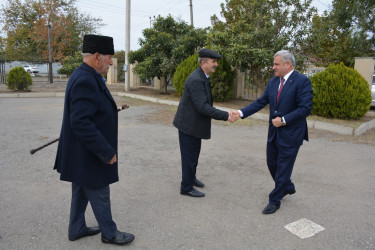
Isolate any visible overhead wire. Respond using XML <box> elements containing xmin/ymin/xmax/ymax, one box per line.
<box><xmin>74</xmin><ymin>0</ymin><xmax>196</xmax><ymax>42</ymax></box>
<box><xmin>316</xmin><ymin>0</ymin><xmax>330</xmax><ymax>9</ymax></box>
<box><xmin>75</xmin><ymin>0</ymin><xmax>151</xmax><ymax>17</ymax></box>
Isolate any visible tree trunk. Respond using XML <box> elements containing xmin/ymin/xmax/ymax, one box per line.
<box><xmin>160</xmin><ymin>77</ymin><xmax>168</xmax><ymax>94</ymax></box>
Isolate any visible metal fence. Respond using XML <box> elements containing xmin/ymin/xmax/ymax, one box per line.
<box><xmin>0</xmin><ymin>60</ymin><xmax>64</xmax><ymax>84</ymax></box>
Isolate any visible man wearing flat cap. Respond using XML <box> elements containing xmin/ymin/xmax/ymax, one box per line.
<box><xmin>173</xmin><ymin>48</ymin><xmax>236</xmax><ymax>198</ymax></box>
<box><xmin>54</xmin><ymin>34</ymin><xmax>134</xmax><ymax>245</ymax></box>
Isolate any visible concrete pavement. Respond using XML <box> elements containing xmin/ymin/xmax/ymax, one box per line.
<box><xmin>0</xmin><ymin>97</ymin><xmax>374</xmax><ymax>249</ymax></box>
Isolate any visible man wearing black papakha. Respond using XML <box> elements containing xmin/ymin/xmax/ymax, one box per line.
<box><xmin>54</xmin><ymin>34</ymin><xmax>134</xmax><ymax>245</ymax></box>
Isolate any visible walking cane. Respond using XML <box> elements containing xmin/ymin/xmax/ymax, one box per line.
<box><xmin>29</xmin><ymin>104</ymin><xmax>129</xmax><ymax>155</ymax></box>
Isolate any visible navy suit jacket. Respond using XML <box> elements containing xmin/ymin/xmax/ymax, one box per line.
<box><xmin>54</xmin><ymin>63</ymin><xmax>119</xmax><ymax>188</ymax></box>
<box><xmin>173</xmin><ymin>67</ymin><xmax>229</xmax><ymax>139</ymax></box>
<box><xmin>241</xmin><ymin>70</ymin><xmax>313</xmax><ymax>148</ymax></box>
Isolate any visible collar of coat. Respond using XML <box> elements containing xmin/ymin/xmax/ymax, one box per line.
<box><xmin>80</xmin><ymin>62</ymin><xmax>107</xmax><ymax>91</ymax></box>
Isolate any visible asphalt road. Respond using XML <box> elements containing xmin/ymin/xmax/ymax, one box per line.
<box><xmin>0</xmin><ymin>97</ymin><xmax>374</xmax><ymax>249</ymax></box>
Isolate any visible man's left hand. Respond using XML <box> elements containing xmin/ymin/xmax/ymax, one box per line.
<box><xmin>272</xmin><ymin>117</ymin><xmax>283</xmax><ymax>127</ymax></box>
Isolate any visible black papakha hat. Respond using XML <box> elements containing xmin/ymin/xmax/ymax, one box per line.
<box><xmin>198</xmin><ymin>48</ymin><xmax>221</xmax><ymax>59</ymax></box>
<box><xmin>82</xmin><ymin>34</ymin><xmax>114</xmax><ymax>55</ymax></box>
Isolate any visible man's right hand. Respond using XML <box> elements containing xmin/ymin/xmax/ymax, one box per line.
<box><xmin>228</xmin><ymin>110</ymin><xmax>240</xmax><ymax>122</ymax></box>
<box><xmin>107</xmin><ymin>154</ymin><xmax>117</xmax><ymax>165</ymax></box>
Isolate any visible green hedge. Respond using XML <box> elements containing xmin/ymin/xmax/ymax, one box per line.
<box><xmin>310</xmin><ymin>62</ymin><xmax>371</xmax><ymax>119</ymax></box>
<box><xmin>6</xmin><ymin>67</ymin><xmax>32</xmax><ymax>91</ymax></box>
<box><xmin>172</xmin><ymin>53</ymin><xmax>235</xmax><ymax>102</ymax></box>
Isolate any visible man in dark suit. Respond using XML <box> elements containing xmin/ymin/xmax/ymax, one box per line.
<box><xmin>232</xmin><ymin>50</ymin><xmax>313</xmax><ymax>214</ymax></box>
<box><xmin>173</xmin><ymin>48</ymin><xmax>235</xmax><ymax>198</ymax></box>
<box><xmin>54</xmin><ymin>34</ymin><xmax>134</xmax><ymax>245</ymax></box>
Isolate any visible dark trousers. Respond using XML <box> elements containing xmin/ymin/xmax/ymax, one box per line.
<box><xmin>69</xmin><ymin>183</ymin><xmax>117</xmax><ymax>240</ymax></box>
<box><xmin>266</xmin><ymin>140</ymin><xmax>300</xmax><ymax>205</ymax></box>
<box><xmin>178</xmin><ymin>130</ymin><xmax>201</xmax><ymax>192</ymax></box>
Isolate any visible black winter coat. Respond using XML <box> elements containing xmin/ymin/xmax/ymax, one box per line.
<box><xmin>173</xmin><ymin>66</ymin><xmax>229</xmax><ymax>139</ymax></box>
<box><xmin>54</xmin><ymin>63</ymin><xmax>119</xmax><ymax>188</ymax></box>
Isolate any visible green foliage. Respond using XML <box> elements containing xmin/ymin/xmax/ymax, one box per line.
<box><xmin>173</xmin><ymin>53</ymin><xmax>199</xmax><ymax>96</ymax></box>
<box><xmin>210</xmin><ymin>57</ymin><xmax>236</xmax><ymax>102</ymax></box>
<box><xmin>0</xmin><ymin>37</ymin><xmax>5</xmax><ymax>60</ymax></box>
<box><xmin>311</xmin><ymin>63</ymin><xmax>372</xmax><ymax>120</ymax></box>
<box><xmin>57</xmin><ymin>51</ymin><xmax>82</xmax><ymax>77</ymax></box>
<box><xmin>0</xmin><ymin>0</ymin><xmax>103</xmax><ymax>61</ymax></box>
<box><xmin>6</xmin><ymin>67</ymin><xmax>32</xmax><ymax>91</ymax></box>
<box><xmin>208</xmin><ymin>0</ymin><xmax>315</xmax><ymax>92</ymax></box>
<box><xmin>113</xmin><ymin>50</ymin><xmax>125</xmax><ymax>82</ymax></box>
<box><xmin>303</xmin><ymin>15</ymin><xmax>347</xmax><ymax>66</ymax></box>
<box><xmin>304</xmin><ymin>0</ymin><xmax>375</xmax><ymax>67</ymax></box>
<box><xmin>331</xmin><ymin>0</ymin><xmax>375</xmax><ymax>48</ymax></box>
<box><xmin>128</xmin><ymin>15</ymin><xmax>207</xmax><ymax>93</ymax></box>
<box><xmin>172</xmin><ymin>53</ymin><xmax>235</xmax><ymax>102</ymax></box>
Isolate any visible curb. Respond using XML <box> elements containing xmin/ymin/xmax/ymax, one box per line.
<box><xmin>0</xmin><ymin>92</ymin><xmax>64</xmax><ymax>98</ymax></box>
<box><xmin>1</xmin><ymin>91</ymin><xmax>373</xmax><ymax>136</ymax></box>
<box><xmin>118</xmin><ymin>92</ymin><xmax>373</xmax><ymax>136</ymax></box>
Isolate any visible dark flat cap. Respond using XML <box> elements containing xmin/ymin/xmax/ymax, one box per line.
<box><xmin>82</xmin><ymin>34</ymin><xmax>114</xmax><ymax>55</ymax></box>
<box><xmin>199</xmin><ymin>48</ymin><xmax>221</xmax><ymax>59</ymax></box>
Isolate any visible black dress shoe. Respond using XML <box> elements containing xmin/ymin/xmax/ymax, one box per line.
<box><xmin>69</xmin><ymin>226</ymin><xmax>101</xmax><ymax>241</ymax></box>
<box><xmin>180</xmin><ymin>188</ymin><xmax>205</xmax><ymax>197</ymax></box>
<box><xmin>102</xmin><ymin>230</ymin><xmax>135</xmax><ymax>245</ymax></box>
<box><xmin>262</xmin><ymin>204</ymin><xmax>280</xmax><ymax>214</ymax></box>
<box><xmin>193</xmin><ymin>179</ymin><xmax>205</xmax><ymax>188</ymax></box>
<box><xmin>283</xmin><ymin>189</ymin><xmax>296</xmax><ymax>198</ymax></box>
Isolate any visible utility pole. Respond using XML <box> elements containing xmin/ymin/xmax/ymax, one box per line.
<box><xmin>125</xmin><ymin>0</ymin><xmax>131</xmax><ymax>91</ymax></box>
<box><xmin>189</xmin><ymin>0</ymin><xmax>194</xmax><ymax>27</ymax></box>
<box><xmin>47</xmin><ymin>23</ymin><xmax>53</xmax><ymax>83</ymax></box>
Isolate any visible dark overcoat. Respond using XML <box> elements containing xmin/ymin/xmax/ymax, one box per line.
<box><xmin>173</xmin><ymin>66</ymin><xmax>229</xmax><ymax>139</ymax></box>
<box><xmin>54</xmin><ymin>63</ymin><xmax>119</xmax><ymax>188</ymax></box>
<box><xmin>240</xmin><ymin>70</ymin><xmax>313</xmax><ymax>147</ymax></box>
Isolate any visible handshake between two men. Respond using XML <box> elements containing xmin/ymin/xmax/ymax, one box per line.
<box><xmin>226</xmin><ymin>110</ymin><xmax>285</xmax><ymax>128</ymax></box>
<box><xmin>227</xmin><ymin>110</ymin><xmax>241</xmax><ymax>123</ymax></box>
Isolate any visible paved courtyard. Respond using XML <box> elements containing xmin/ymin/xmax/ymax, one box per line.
<box><xmin>0</xmin><ymin>97</ymin><xmax>374</xmax><ymax>249</ymax></box>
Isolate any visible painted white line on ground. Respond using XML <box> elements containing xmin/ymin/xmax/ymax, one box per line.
<box><xmin>284</xmin><ymin>218</ymin><xmax>325</xmax><ymax>239</ymax></box>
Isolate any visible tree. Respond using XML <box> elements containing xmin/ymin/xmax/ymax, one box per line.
<box><xmin>331</xmin><ymin>0</ymin><xmax>375</xmax><ymax>46</ymax></box>
<box><xmin>303</xmin><ymin>0</ymin><xmax>375</xmax><ymax>67</ymax></box>
<box><xmin>113</xmin><ymin>50</ymin><xmax>125</xmax><ymax>82</ymax></box>
<box><xmin>0</xmin><ymin>0</ymin><xmax>103</xmax><ymax>62</ymax></box>
<box><xmin>128</xmin><ymin>15</ymin><xmax>207</xmax><ymax>93</ymax></box>
<box><xmin>57</xmin><ymin>50</ymin><xmax>82</xmax><ymax>77</ymax></box>
<box><xmin>208</xmin><ymin>0</ymin><xmax>315</xmax><ymax>95</ymax></box>
<box><xmin>302</xmin><ymin>14</ymin><xmax>347</xmax><ymax>66</ymax></box>
<box><xmin>0</xmin><ymin>37</ymin><xmax>5</xmax><ymax>60</ymax></box>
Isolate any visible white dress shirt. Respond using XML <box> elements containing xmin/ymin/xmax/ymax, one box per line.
<box><xmin>238</xmin><ymin>70</ymin><xmax>294</xmax><ymax>119</ymax></box>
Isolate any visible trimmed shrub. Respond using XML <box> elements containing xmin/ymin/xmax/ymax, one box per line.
<box><xmin>173</xmin><ymin>53</ymin><xmax>199</xmax><ymax>96</ymax></box>
<box><xmin>172</xmin><ymin>53</ymin><xmax>235</xmax><ymax>102</ymax></box>
<box><xmin>310</xmin><ymin>62</ymin><xmax>372</xmax><ymax>120</ymax></box>
<box><xmin>6</xmin><ymin>67</ymin><xmax>32</xmax><ymax>91</ymax></box>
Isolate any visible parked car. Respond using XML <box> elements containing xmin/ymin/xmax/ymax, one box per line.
<box><xmin>372</xmin><ymin>75</ymin><xmax>375</xmax><ymax>107</ymax></box>
<box><xmin>23</xmin><ymin>65</ymin><xmax>39</xmax><ymax>74</ymax></box>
